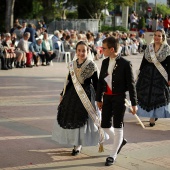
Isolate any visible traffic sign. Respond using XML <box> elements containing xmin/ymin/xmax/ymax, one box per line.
<box><xmin>147</xmin><ymin>7</ymin><xmax>152</xmax><ymax>12</ymax></box>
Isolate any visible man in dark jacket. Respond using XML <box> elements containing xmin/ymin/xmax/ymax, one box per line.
<box><xmin>96</xmin><ymin>37</ymin><xmax>138</xmax><ymax>166</ymax></box>
<box><xmin>24</xmin><ymin>23</ymin><xmax>38</xmax><ymax>43</ymax></box>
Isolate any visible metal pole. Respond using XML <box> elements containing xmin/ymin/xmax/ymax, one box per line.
<box><xmin>155</xmin><ymin>0</ymin><xmax>157</xmax><ymax>14</ymax></box>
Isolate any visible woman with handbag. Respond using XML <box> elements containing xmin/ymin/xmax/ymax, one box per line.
<box><xmin>136</xmin><ymin>29</ymin><xmax>170</xmax><ymax>126</ymax></box>
<box><xmin>52</xmin><ymin>41</ymin><xmax>101</xmax><ymax>155</ymax></box>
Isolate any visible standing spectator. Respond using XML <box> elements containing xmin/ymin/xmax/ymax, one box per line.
<box><xmin>130</xmin><ymin>11</ymin><xmax>138</xmax><ymax>30</ymax></box>
<box><xmin>163</xmin><ymin>15</ymin><xmax>170</xmax><ymax>34</ymax></box>
<box><xmin>157</xmin><ymin>20</ymin><xmax>164</xmax><ymax>30</ymax></box>
<box><xmin>21</xmin><ymin>21</ymin><xmax>27</xmax><ymax>35</ymax></box>
<box><xmin>152</xmin><ymin>16</ymin><xmax>159</xmax><ymax>32</ymax></box>
<box><xmin>13</xmin><ymin>25</ymin><xmax>23</xmax><ymax>40</ymax></box>
<box><xmin>24</xmin><ymin>23</ymin><xmax>38</xmax><ymax>43</ymax></box>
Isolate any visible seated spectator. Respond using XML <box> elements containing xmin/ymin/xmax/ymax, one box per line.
<box><xmin>29</xmin><ymin>38</ymin><xmax>46</xmax><ymax>66</ymax></box>
<box><xmin>52</xmin><ymin>30</ymin><xmax>61</xmax><ymax>50</ymax></box>
<box><xmin>42</xmin><ymin>32</ymin><xmax>56</xmax><ymax>65</ymax></box>
<box><xmin>86</xmin><ymin>32</ymin><xmax>98</xmax><ymax>60</ymax></box>
<box><xmin>69</xmin><ymin>32</ymin><xmax>78</xmax><ymax>49</ymax></box>
<box><xmin>63</xmin><ymin>35</ymin><xmax>76</xmax><ymax>59</ymax></box>
<box><xmin>1</xmin><ymin>33</ymin><xmax>16</xmax><ymax>69</ymax></box>
<box><xmin>18</xmin><ymin>32</ymin><xmax>33</xmax><ymax>67</ymax></box>
<box><xmin>139</xmin><ymin>27</ymin><xmax>146</xmax><ymax>35</ymax></box>
<box><xmin>121</xmin><ymin>33</ymin><xmax>130</xmax><ymax>56</ymax></box>
<box><xmin>11</xmin><ymin>32</ymin><xmax>26</xmax><ymax>68</ymax></box>
<box><xmin>0</xmin><ymin>42</ymin><xmax>8</xmax><ymax>70</ymax></box>
<box><xmin>138</xmin><ymin>33</ymin><xmax>147</xmax><ymax>53</ymax></box>
<box><xmin>130</xmin><ymin>33</ymin><xmax>139</xmax><ymax>55</ymax></box>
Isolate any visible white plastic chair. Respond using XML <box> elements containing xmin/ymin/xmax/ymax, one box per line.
<box><xmin>57</xmin><ymin>41</ymin><xmax>71</xmax><ymax>63</ymax></box>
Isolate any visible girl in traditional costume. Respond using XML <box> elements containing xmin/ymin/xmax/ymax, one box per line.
<box><xmin>52</xmin><ymin>41</ymin><xmax>101</xmax><ymax>155</ymax></box>
<box><xmin>136</xmin><ymin>29</ymin><xmax>170</xmax><ymax>126</ymax></box>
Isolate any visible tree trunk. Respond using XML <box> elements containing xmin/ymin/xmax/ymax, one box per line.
<box><xmin>5</xmin><ymin>0</ymin><xmax>15</xmax><ymax>32</ymax></box>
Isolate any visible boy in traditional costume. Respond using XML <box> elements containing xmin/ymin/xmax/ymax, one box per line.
<box><xmin>96</xmin><ymin>37</ymin><xmax>138</xmax><ymax>166</ymax></box>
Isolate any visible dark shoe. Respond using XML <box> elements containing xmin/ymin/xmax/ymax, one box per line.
<box><xmin>26</xmin><ymin>64</ymin><xmax>33</xmax><ymax>68</ymax></box>
<box><xmin>150</xmin><ymin>122</ymin><xmax>155</xmax><ymax>127</ymax></box>
<box><xmin>1</xmin><ymin>67</ymin><xmax>8</xmax><ymax>70</ymax></box>
<box><xmin>105</xmin><ymin>157</ymin><xmax>114</xmax><ymax>166</ymax></box>
<box><xmin>71</xmin><ymin>149</ymin><xmax>80</xmax><ymax>156</ymax></box>
<box><xmin>155</xmin><ymin>118</ymin><xmax>158</xmax><ymax>121</ymax></box>
<box><xmin>117</xmin><ymin>138</ymin><xmax>127</xmax><ymax>154</ymax></box>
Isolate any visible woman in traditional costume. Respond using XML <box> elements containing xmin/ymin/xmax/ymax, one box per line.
<box><xmin>136</xmin><ymin>29</ymin><xmax>170</xmax><ymax>126</ymax></box>
<box><xmin>52</xmin><ymin>41</ymin><xmax>101</xmax><ymax>155</ymax></box>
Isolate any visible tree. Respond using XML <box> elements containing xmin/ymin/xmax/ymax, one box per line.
<box><xmin>5</xmin><ymin>0</ymin><xmax>15</xmax><ymax>32</ymax></box>
<box><xmin>64</xmin><ymin>0</ymin><xmax>137</xmax><ymax>19</ymax></box>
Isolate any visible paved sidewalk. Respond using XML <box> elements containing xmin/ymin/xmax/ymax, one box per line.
<box><xmin>0</xmin><ymin>55</ymin><xmax>170</xmax><ymax>170</ymax></box>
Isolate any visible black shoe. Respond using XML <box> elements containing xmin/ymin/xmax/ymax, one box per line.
<box><xmin>150</xmin><ymin>122</ymin><xmax>155</xmax><ymax>127</ymax></box>
<box><xmin>117</xmin><ymin>138</ymin><xmax>127</xmax><ymax>154</ymax></box>
<box><xmin>26</xmin><ymin>64</ymin><xmax>33</xmax><ymax>68</ymax></box>
<box><xmin>155</xmin><ymin>118</ymin><xmax>158</xmax><ymax>121</ymax></box>
<box><xmin>1</xmin><ymin>67</ymin><xmax>8</xmax><ymax>70</ymax></box>
<box><xmin>105</xmin><ymin>157</ymin><xmax>114</xmax><ymax>166</ymax></box>
<box><xmin>71</xmin><ymin>149</ymin><xmax>80</xmax><ymax>156</ymax></box>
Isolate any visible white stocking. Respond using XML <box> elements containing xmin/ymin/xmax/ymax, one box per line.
<box><xmin>103</xmin><ymin>126</ymin><xmax>115</xmax><ymax>144</ymax></box>
<box><xmin>110</xmin><ymin>127</ymin><xmax>123</xmax><ymax>160</ymax></box>
<box><xmin>75</xmin><ymin>145</ymin><xmax>82</xmax><ymax>151</ymax></box>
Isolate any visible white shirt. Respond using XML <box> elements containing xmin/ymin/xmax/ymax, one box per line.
<box><xmin>44</xmin><ymin>40</ymin><xmax>51</xmax><ymax>51</ymax></box>
<box><xmin>108</xmin><ymin>57</ymin><xmax>116</xmax><ymax>75</ymax></box>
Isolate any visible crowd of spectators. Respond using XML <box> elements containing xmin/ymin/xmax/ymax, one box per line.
<box><xmin>129</xmin><ymin>11</ymin><xmax>170</xmax><ymax>35</ymax></box>
<box><xmin>0</xmin><ymin>19</ymin><xmax>149</xmax><ymax>71</ymax></box>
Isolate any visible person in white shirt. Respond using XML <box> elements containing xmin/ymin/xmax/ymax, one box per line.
<box><xmin>42</xmin><ymin>32</ymin><xmax>56</xmax><ymax>65</ymax></box>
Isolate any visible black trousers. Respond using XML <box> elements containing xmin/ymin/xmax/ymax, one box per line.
<box><xmin>44</xmin><ymin>51</ymin><xmax>56</xmax><ymax>63</ymax></box>
<box><xmin>101</xmin><ymin>94</ymin><xmax>126</xmax><ymax>128</ymax></box>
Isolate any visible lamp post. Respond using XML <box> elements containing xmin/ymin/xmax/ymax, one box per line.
<box><xmin>155</xmin><ymin>0</ymin><xmax>157</xmax><ymax>14</ymax></box>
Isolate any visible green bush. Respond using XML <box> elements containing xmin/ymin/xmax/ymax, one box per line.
<box><xmin>138</xmin><ymin>16</ymin><xmax>145</xmax><ymax>30</ymax></box>
<box><xmin>100</xmin><ymin>25</ymin><xmax>129</xmax><ymax>32</ymax></box>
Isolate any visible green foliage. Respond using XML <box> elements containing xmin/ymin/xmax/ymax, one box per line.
<box><xmin>100</xmin><ymin>25</ymin><xmax>128</xmax><ymax>32</ymax></box>
<box><xmin>156</xmin><ymin>4</ymin><xmax>170</xmax><ymax>17</ymax></box>
<box><xmin>138</xmin><ymin>16</ymin><xmax>145</xmax><ymax>30</ymax></box>
<box><xmin>66</xmin><ymin>11</ymin><xmax>78</xmax><ymax>19</ymax></box>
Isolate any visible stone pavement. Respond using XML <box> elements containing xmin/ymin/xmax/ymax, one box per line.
<box><xmin>0</xmin><ymin>54</ymin><xmax>170</xmax><ymax>170</ymax></box>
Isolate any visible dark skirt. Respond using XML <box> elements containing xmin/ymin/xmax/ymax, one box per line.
<box><xmin>57</xmin><ymin>84</ymin><xmax>91</xmax><ymax>129</ymax></box>
<box><xmin>136</xmin><ymin>64</ymin><xmax>170</xmax><ymax>112</ymax></box>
